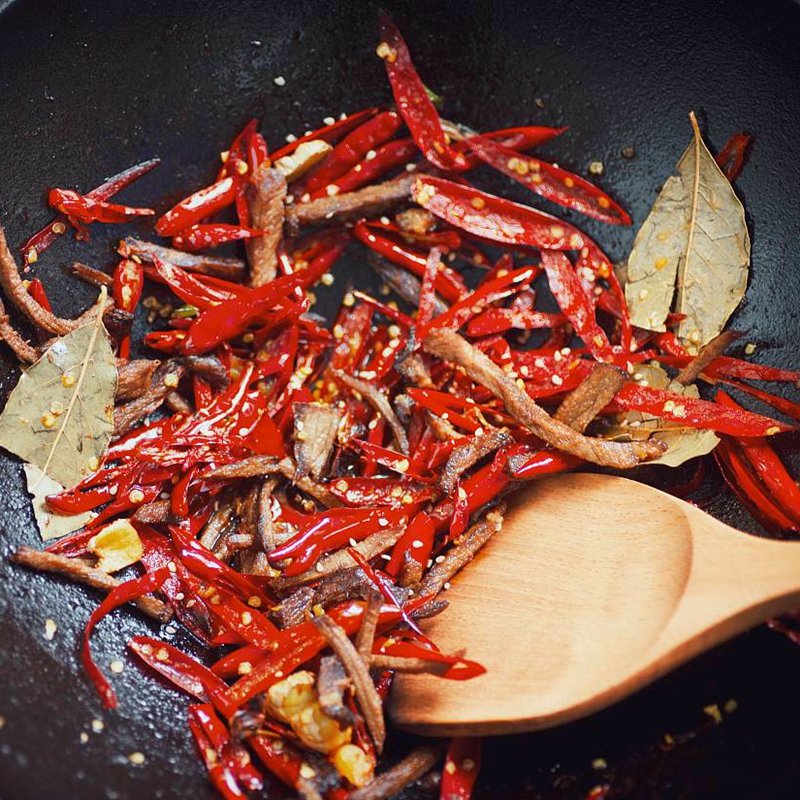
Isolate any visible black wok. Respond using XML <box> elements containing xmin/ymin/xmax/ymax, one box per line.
<box><xmin>1</xmin><ymin>0</ymin><xmax>800</xmax><ymax>798</ymax></box>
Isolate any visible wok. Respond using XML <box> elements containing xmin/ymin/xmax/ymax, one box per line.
<box><xmin>1</xmin><ymin>0</ymin><xmax>800</xmax><ymax>798</ymax></box>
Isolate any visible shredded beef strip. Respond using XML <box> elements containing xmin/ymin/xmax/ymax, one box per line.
<box><xmin>293</xmin><ymin>402</ymin><xmax>341</xmax><ymax>480</ymax></box>
<box><xmin>278</xmin><ymin>456</ymin><xmax>343</xmax><ymax>508</ymax></box>
<box><xmin>424</xmin><ymin>328</ymin><xmax>664</xmax><ymax>468</ymax></box>
<box><xmin>396</xmin><ymin>351</ymin><xmax>433</xmax><ymax>388</ymax></box>
<box><xmin>285</xmin><ymin>173</ymin><xmax>417</xmax><ymax>234</ymax></box>
<box><xmin>132</xmin><ymin>498</ymin><xmax>175</xmax><ymax>525</ymax></box>
<box><xmin>246</xmin><ymin>164</ymin><xmax>287</xmax><ymax>286</ymax></box>
<box><xmin>271</xmin><ymin>586</ymin><xmax>316</xmax><ymax>628</ymax></box>
<box><xmin>112</xmin><ymin>362</ymin><xmax>186</xmax><ymax>438</ymax></box>
<box><xmin>256</xmin><ymin>476</ymin><xmax>282</xmax><ymax>552</ymax></box>
<box><xmin>369</xmin><ymin>256</ymin><xmax>449</xmax><ymax>316</ymax></box>
<box><xmin>0</xmin><ymin>295</ymin><xmax>38</xmax><ymax>362</ymax></box>
<box><xmin>355</xmin><ymin>589</ymin><xmax>383</xmax><ymax>658</ymax></box>
<box><xmin>674</xmin><ymin>330</ymin><xmax>742</xmax><ymax>386</ymax></box>
<box><xmin>120</xmin><ymin>237</ymin><xmax>246</xmax><ymax>280</ymax></box>
<box><xmin>438</xmin><ymin>426</ymin><xmax>512</xmax><ymax>496</ymax></box>
<box><xmin>202</xmin><ymin>456</ymin><xmax>281</xmax><ymax>480</ymax></box>
<box><xmin>419</xmin><ymin>507</ymin><xmax>505</xmax><ymax>597</ymax></box>
<box><xmin>198</xmin><ymin>503</ymin><xmax>234</xmax><ymax>550</ymax></box>
<box><xmin>317</xmin><ymin>655</ymin><xmax>357</xmax><ymax>726</ymax></box>
<box><xmin>553</xmin><ymin>363</ymin><xmax>626</xmax><ymax>433</ymax></box>
<box><xmin>332</xmin><ymin>369</ymin><xmax>409</xmax><ymax>454</ymax></box>
<box><xmin>397</xmin><ymin>550</ymin><xmax>425</xmax><ymax>589</ymax></box>
<box><xmin>182</xmin><ymin>354</ymin><xmax>229</xmax><ymax>390</ymax></box>
<box><xmin>11</xmin><ymin>547</ymin><xmax>172</xmax><ymax>622</ymax></box>
<box><xmin>368</xmin><ymin>655</ymin><xmax>450</xmax><ymax>675</ymax></box>
<box><xmin>313</xmin><ymin>615</ymin><xmax>386</xmax><ymax>753</ymax></box>
<box><xmin>348</xmin><ymin>744</ymin><xmax>446</xmax><ymax>800</ymax></box>
<box><xmin>116</xmin><ymin>358</ymin><xmax>160</xmax><ymax>401</ymax></box>
<box><xmin>165</xmin><ymin>390</ymin><xmax>193</xmax><ymax>414</ymax></box>
<box><xmin>70</xmin><ymin>261</ymin><xmax>113</xmax><ymax>288</ymax></box>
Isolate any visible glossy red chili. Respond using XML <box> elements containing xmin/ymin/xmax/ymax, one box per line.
<box><xmin>328</xmin><ymin>137</ymin><xmax>418</xmax><ymax>195</ymax></box>
<box><xmin>155</xmin><ymin>177</ymin><xmax>237</xmax><ymax>237</ymax></box>
<box><xmin>172</xmin><ymin>224</ymin><xmax>264</xmax><ymax>252</ymax></box>
<box><xmin>48</xmin><ymin>188</ymin><xmax>154</xmax><ymax>228</ymax></box>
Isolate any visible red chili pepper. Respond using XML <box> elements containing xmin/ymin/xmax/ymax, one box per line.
<box><xmin>441</xmin><ymin>737</ymin><xmax>482</xmax><ymax>799</ymax></box>
<box><xmin>129</xmin><ymin>636</ymin><xmax>230</xmax><ymax>709</ymax></box>
<box><xmin>715</xmin><ymin>132</ymin><xmax>752</xmax><ymax>181</ymax></box>
<box><xmin>270</xmin><ymin>106</ymin><xmax>380</xmax><ymax>162</ymax></box>
<box><xmin>330</xmin><ymin>477</ymin><xmax>436</xmax><ymax>507</ymax></box>
<box><xmin>413</xmin><ymin>176</ymin><xmax>589</xmax><ymax>251</ymax></box>
<box><xmin>354</xmin><ymin>439</ymin><xmax>437</xmax><ymax>482</ymax></box>
<box><xmin>466</xmin><ymin>306</ymin><xmax>564</xmax><ymax>336</ymax></box>
<box><xmin>144</xmin><ymin>329</ymin><xmax>187</xmax><ymax>353</ymax></box>
<box><xmin>507</xmin><ymin>447</ymin><xmax>582</xmax><ymax>480</ymax></box>
<box><xmin>151</xmin><ymin>255</ymin><xmax>236</xmax><ymax>309</ymax></box>
<box><xmin>181</xmin><ymin>274</ymin><xmax>303</xmax><ymax>354</ymax></box>
<box><xmin>26</xmin><ymin>278</ymin><xmax>53</xmax><ymax>311</ymax></box>
<box><xmin>301</xmin><ymin>110</ymin><xmax>402</xmax><ymax>196</ymax></box>
<box><xmin>418</xmin><ymin>246</ymin><xmax>443</xmax><ymax>329</ymax></box>
<box><xmin>377</xmin><ymin>15</ymin><xmax>468</xmax><ymax>171</ymax></box>
<box><xmin>452</xmin><ymin>125</ymin><xmax>568</xmax><ymax>170</ymax></box>
<box><xmin>21</xmin><ymin>158</ymin><xmax>160</xmax><ymax>264</ymax></box>
<box><xmin>155</xmin><ymin>177</ymin><xmax>237</xmax><ymax>237</ymax></box>
<box><xmin>328</xmin><ymin>137</ymin><xmax>419</xmax><ymax>195</ymax></box>
<box><xmin>82</xmin><ymin>566</ymin><xmax>172</xmax><ymax>709</ymax></box>
<box><xmin>187</xmin><ymin>706</ymin><xmax>247</xmax><ymax>800</ymax></box>
<box><xmin>172</xmin><ymin>224</ymin><xmax>264</xmax><ymax>252</ymax></box>
<box><xmin>716</xmin><ymin>391</ymin><xmax>800</xmax><ymax>527</ymax></box>
<box><xmin>719</xmin><ymin>380</ymin><xmax>800</xmax><ymax>423</ymax></box>
<box><xmin>351</xmin><ymin>290</ymin><xmax>414</xmax><ymax>328</ymax></box>
<box><xmin>608</xmin><ymin>384</ymin><xmax>792</xmax><ymax>437</ymax></box>
<box><xmin>655</xmin><ymin>354</ymin><xmax>800</xmax><ymax>383</ymax></box>
<box><xmin>48</xmin><ymin>188</ymin><xmax>154</xmax><ymax>228</ymax></box>
<box><xmin>46</xmin><ymin>481</ymin><xmax>118</xmax><ymax>514</ymax></box>
<box><xmin>353</xmin><ymin>219</ymin><xmax>468</xmax><ymax>304</ymax></box>
<box><xmin>465</xmin><ymin>134</ymin><xmax>630</xmax><ymax>225</ymax></box>
<box><xmin>714</xmin><ymin>438</ymin><xmax>799</xmax><ymax>533</ymax></box>
<box><xmin>112</xmin><ymin>258</ymin><xmax>144</xmax><ymax>358</ymax></box>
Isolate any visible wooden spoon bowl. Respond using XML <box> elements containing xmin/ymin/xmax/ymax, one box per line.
<box><xmin>390</xmin><ymin>473</ymin><xmax>800</xmax><ymax>736</ymax></box>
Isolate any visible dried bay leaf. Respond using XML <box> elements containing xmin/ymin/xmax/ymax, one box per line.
<box><xmin>625</xmin><ymin>113</ymin><xmax>750</xmax><ymax>350</ymax></box>
<box><xmin>23</xmin><ymin>463</ymin><xmax>95</xmax><ymax>540</ymax></box>
<box><xmin>605</xmin><ymin>363</ymin><xmax>719</xmax><ymax>467</ymax></box>
<box><xmin>0</xmin><ymin>296</ymin><xmax>117</xmax><ymax>488</ymax></box>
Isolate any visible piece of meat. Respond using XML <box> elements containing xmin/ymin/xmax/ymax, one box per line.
<box><xmin>202</xmin><ymin>456</ymin><xmax>281</xmax><ymax>480</ymax></box>
<box><xmin>285</xmin><ymin>173</ymin><xmax>417</xmax><ymax>234</ymax></box>
<box><xmin>419</xmin><ymin>507</ymin><xmax>505</xmax><ymax>597</ymax></box>
<box><xmin>674</xmin><ymin>330</ymin><xmax>742</xmax><ymax>386</ymax></box>
<box><xmin>317</xmin><ymin>655</ymin><xmax>356</xmax><ymax>727</ymax></box>
<box><xmin>132</xmin><ymin>498</ymin><xmax>174</xmax><ymax>525</ymax></box>
<box><xmin>331</xmin><ymin>369</ymin><xmax>408</xmax><ymax>454</ymax></box>
<box><xmin>112</xmin><ymin>361</ymin><xmax>186</xmax><ymax>438</ymax></box>
<box><xmin>182</xmin><ymin>354</ymin><xmax>229</xmax><ymax>391</ymax></box>
<box><xmin>70</xmin><ymin>261</ymin><xmax>114</xmax><ymax>287</ymax></box>
<box><xmin>293</xmin><ymin>402</ymin><xmax>341</xmax><ymax>480</ymax></box>
<box><xmin>0</xmin><ymin>294</ymin><xmax>38</xmax><ymax>362</ymax></box>
<box><xmin>368</xmin><ymin>655</ymin><xmax>450</xmax><ymax>675</ymax></box>
<box><xmin>116</xmin><ymin>359</ymin><xmax>160</xmax><ymax>401</ymax></box>
<box><xmin>120</xmin><ymin>237</ymin><xmax>246</xmax><ymax>280</ymax></box>
<box><xmin>424</xmin><ymin>328</ymin><xmax>665</xmax><ymax>468</ymax></box>
<box><xmin>198</xmin><ymin>503</ymin><xmax>234</xmax><ymax>550</ymax></box>
<box><xmin>348</xmin><ymin>744</ymin><xmax>445</xmax><ymax>800</ymax></box>
<box><xmin>165</xmin><ymin>390</ymin><xmax>193</xmax><ymax>414</ymax></box>
<box><xmin>278</xmin><ymin>457</ymin><xmax>343</xmax><ymax>508</ymax></box>
<box><xmin>11</xmin><ymin>547</ymin><xmax>172</xmax><ymax>622</ymax></box>
<box><xmin>553</xmin><ymin>363</ymin><xmax>626</xmax><ymax>433</ymax></box>
<box><xmin>354</xmin><ymin>589</ymin><xmax>382</xmax><ymax>658</ymax></box>
<box><xmin>370</xmin><ymin>256</ymin><xmax>449</xmax><ymax>316</ymax></box>
<box><xmin>395</xmin><ymin>351</ymin><xmax>433</xmax><ymax>388</ymax></box>
<box><xmin>438</xmin><ymin>427</ymin><xmax>513</xmax><ymax>496</ymax></box>
<box><xmin>313</xmin><ymin>615</ymin><xmax>385</xmax><ymax>754</ymax></box>
<box><xmin>246</xmin><ymin>164</ymin><xmax>288</xmax><ymax>286</ymax></box>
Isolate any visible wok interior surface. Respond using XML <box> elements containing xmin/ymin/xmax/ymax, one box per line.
<box><xmin>1</xmin><ymin>0</ymin><xmax>800</xmax><ymax>798</ymax></box>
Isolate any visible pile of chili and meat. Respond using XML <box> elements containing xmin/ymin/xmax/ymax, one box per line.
<box><xmin>1</xmin><ymin>15</ymin><xmax>799</xmax><ymax>800</ymax></box>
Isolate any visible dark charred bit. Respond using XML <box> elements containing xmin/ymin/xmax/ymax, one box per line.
<box><xmin>120</xmin><ymin>237</ymin><xmax>246</xmax><ymax>280</ymax></box>
<box><xmin>112</xmin><ymin>361</ymin><xmax>187</xmax><ymax>439</ymax></box>
<box><xmin>369</xmin><ymin>255</ymin><xmax>449</xmax><ymax>316</ymax></box>
<box><xmin>271</xmin><ymin>586</ymin><xmax>316</xmax><ymax>628</ymax></box>
<box><xmin>246</xmin><ymin>164</ymin><xmax>287</xmax><ymax>287</ymax></box>
<box><xmin>202</xmin><ymin>456</ymin><xmax>281</xmax><ymax>480</ymax></box>
<box><xmin>182</xmin><ymin>354</ymin><xmax>230</xmax><ymax>390</ymax></box>
<box><xmin>10</xmin><ymin>547</ymin><xmax>172</xmax><ymax>622</ymax></box>
<box><xmin>230</xmin><ymin>697</ymin><xmax>268</xmax><ymax>744</ymax></box>
<box><xmin>332</xmin><ymin>369</ymin><xmax>409</xmax><ymax>454</ymax></box>
<box><xmin>313</xmin><ymin>614</ymin><xmax>386</xmax><ymax>754</ymax></box>
<box><xmin>419</xmin><ymin>506</ymin><xmax>505</xmax><ymax>598</ymax></box>
<box><xmin>438</xmin><ymin>426</ymin><xmax>513</xmax><ymax>496</ymax></box>
<box><xmin>674</xmin><ymin>330</ymin><xmax>743</xmax><ymax>386</ymax></box>
<box><xmin>317</xmin><ymin>655</ymin><xmax>357</xmax><ymax>726</ymax></box>
<box><xmin>395</xmin><ymin>351</ymin><xmax>433</xmax><ymax>388</ymax></box>
<box><xmin>116</xmin><ymin>358</ymin><xmax>160</xmax><ymax>401</ymax></box>
<box><xmin>293</xmin><ymin>402</ymin><xmax>341</xmax><ymax>480</ymax></box>
<box><xmin>424</xmin><ymin>328</ymin><xmax>665</xmax><ymax>467</ymax></box>
<box><xmin>165</xmin><ymin>390</ymin><xmax>193</xmax><ymax>414</ymax></box>
<box><xmin>348</xmin><ymin>743</ymin><xmax>446</xmax><ymax>800</ymax></box>
<box><xmin>285</xmin><ymin>173</ymin><xmax>417</xmax><ymax>234</ymax></box>
<box><xmin>102</xmin><ymin>307</ymin><xmax>134</xmax><ymax>341</ymax></box>
<box><xmin>553</xmin><ymin>363</ymin><xmax>626</xmax><ymax>433</ymax></box>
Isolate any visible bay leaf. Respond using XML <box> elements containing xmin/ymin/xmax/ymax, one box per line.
<box><xmin>0</xmin><ymin>301</ymin><xmax>117</xmax><ymax>488</ymax></box>
<box><xmin>605</xmin><ymin>363</ymin><xmax>719</xmax><ymax>468</ymax></box>
<box><xmin>625</xmin><ymin>113</ymin><xmax>750</xmax><ymax>351</ymax></box>
<box><xmin>23</xmin><ymin>463</ymin><xmax>95</xmax><ymax>540</ymax></box>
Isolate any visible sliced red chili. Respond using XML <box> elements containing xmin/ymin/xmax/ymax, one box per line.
<box><xmin>172</xmin><ymin>224</ymin><xmax>264</xmax><ymax>253</ymax></box>
<box><xmin>155</xmin><ymin>177</ymin><xmax>237</xmax><ymax>237</ymax></box>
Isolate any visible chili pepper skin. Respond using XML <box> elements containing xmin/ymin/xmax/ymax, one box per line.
<box><xmin>715</xmin><ymin>131</ymin><xmax>752</xmax><ymax>181</ymax></box>
<box><xmin>466</xmin><ymin>134</ymin><xmax>630</xmax><ymax>225</ymax></box>
<box><xmin>26</xmin><ymin>278</ymin><xmax>53</xmax><ymax>311</ymax></box>
<box><xmin>269</xmin><ymin>106</ymin><xmax>380</xmax><ymax>162</ymax></box>
<box><xmin>188</xmin><ymin>709</ymin><xmax>247</xmax><ymax>800</ymax></box>
<box><xmin>720</xmin><ymin>380</ymin><xmax>800</xmax><ymax>423</ymax></box>
<box><xmin>113</xmin><ymin>258</ymin><xmax>144</xmax><ymax>358</ymax></box>
<box><xmin>413</xmin><ymin>176</ymin><xmax>589</xmax><ymax>251</ymax></box>
<box><xmin>21</xmin><ymin>158</ymin><xmax>160</xmax><ymax>264</ymax></box>
<box><xmin>48</xmin><ymin>188</ymin><xmax>154</xmax><ymax>226</ymax></box>
<box><xmin>155</xmin><ymin>177</ymin><xmax>237</xmax><ymax>237</ymax></box>
<box><xmin>656</xmin><ymin>354</ymin><xmax>800</xmax><ymax>383</ymax></box>
<box><xmin>441</xmin><ymin>737</ymin><xmax>482</xmax><ymax>799</ymax></box>
<box><xmin>172</xmin><ymin>224</ymin><xmax>264</xmax><ymax>253</ymax></box>
<box><xmin>377</xmin><ymin>15</ymin><xmax>468</xmax><ymax>171</ymax></box>
<box><xmin>151</xmin><ymin>255</ymin><xmax>235</xmax><ymax>309</ymax></box>
<box><xmin>328</xmin><ymin>137</ymin><xmax>418</xmax><ymax>195</ymax></box>
<box><xmin>302</xmin><ymin>110</ymin><xmax>402</xmax><ymax>196</ymax></box>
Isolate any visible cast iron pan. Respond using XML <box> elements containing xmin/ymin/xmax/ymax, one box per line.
<box><xmin>2</xmin><ymin>0</ymin><xmax>800</xmax><ymax>798</ymax></box>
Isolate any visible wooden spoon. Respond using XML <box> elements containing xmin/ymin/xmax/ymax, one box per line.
<box><xmin>390</xmin><ymin>472</ymin><xmax>800</xmax><ymax>736</ymax></box>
